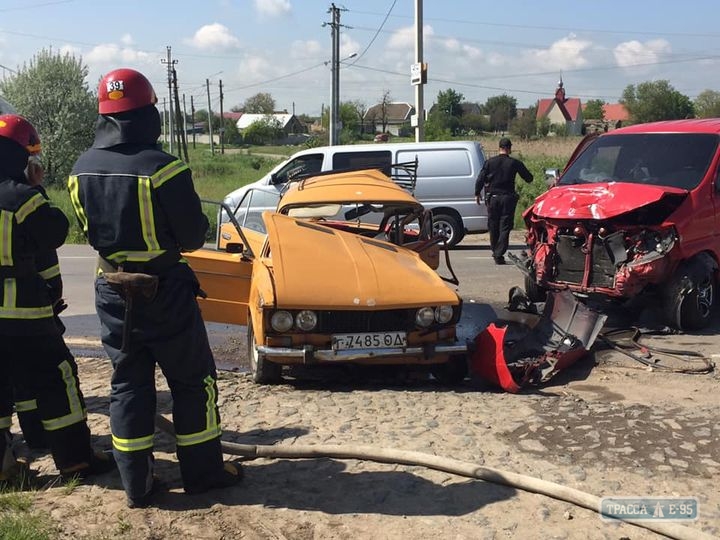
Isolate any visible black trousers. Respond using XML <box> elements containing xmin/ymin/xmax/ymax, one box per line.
<box><xmin>95</xmin><ymin>264</ymin><xmax>225</xmax><ymax>499</ymax></box>
<box><xmin>487</xmin><ymin>192</ymin><xmax>519</xmax><ymax>258</ymax></box>
<box><xmin>0</xmin><ymin>334</ymin><xmax>92</xmax><ymax>470</ymax></box>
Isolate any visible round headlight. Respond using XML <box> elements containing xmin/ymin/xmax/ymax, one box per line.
<box><xmin>270</xmin><ymin>310</ymin><xmax>294</xmax><ymax>332</ymax></box>
<box><xmin>415</xmin><ymin>307</ymin><xmax>435</xmax><ymax>328</ymax></box>
<box><xmin>435</xmin><ymin>305</ymin><xmax>454</xmax><ymax>324</ymax></box>
<box><xmin>295</xmin><ymin>310</ymin><xmax>318</xmax><ymax>331</ymax></box>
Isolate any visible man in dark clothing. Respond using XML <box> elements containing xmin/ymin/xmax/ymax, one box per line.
<box><xmin>68</xmin><ymin>68</ymin><xmax>241</xmax><ymax>509</ymax></box>
<box><xmin>0</xmin><ymin>114</ymin><xmax>115</xmax><ymax>483</ymax></box>
<box><xmin>475</xmin><ymin>137</ymin><xmax>533</xmax><ymax>264</ymax></box>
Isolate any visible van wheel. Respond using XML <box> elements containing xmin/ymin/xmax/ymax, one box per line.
<box><xmin>432</xmin><ymin>214</ymin><xmax>464</xmax><ymax>247</ymax></box>
<box><xmin>430</xmin><ymin>355</ymin><xmax>468</xmax><ymax>385</ymax></box>
<box><xmin>524</xmin><ymin>274</ymin><xmax>547</xmax><ymax>302</ymax></box>
<box><xmin>663</xmin><ymin>259</ymin><xmax>716</xmax><ymax>330</ymax></box>
<box><xmin>247</xmin><ymin>320</ymin><xmax>282</xmax><ymax>384</ymax></box>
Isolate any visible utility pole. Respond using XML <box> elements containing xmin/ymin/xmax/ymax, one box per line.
<box><xmin>218</xmin><ymin>79</ymin><xmax>225</xmax><ymax>154</ymax></box>
<box><xmin>414</xmin><ymin>0</ymin><xmax>425</xmax><ymax>142</ymax></box>
<box><xmin>162</xmin><ymin>98</ymin><xmax>168</xmax><ymax>145</ymax></box>
<box><xmin>172</xmin><ymin>67</ymin><xmax>189</xmax><ymax>162</ymax></box>
<box><xmin>326</xmin><ymin>3</ymin><xmax>343</xmax><ymax>146</ymax></box>
<box><xmin>190</xmin><ymin>95</ymin><xmax>196</xmax><ymax>149</ymax></box>
<box><xmin>206</xmin><ymin>78</ymin><xmax>215</xmax><ymax>155</ymax></box>
<box><xmin>182</xmin><ymin>93</ymin><xmax>188</xmax><ymax>147</ymax></box>
<box><xmin>161</xmin><ymin>46</ymin><xmax>178</xmax><ymax>153</ymax></box>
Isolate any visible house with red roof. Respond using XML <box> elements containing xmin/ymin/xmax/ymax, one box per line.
<box><xmin>536</xmin><ymin>78</ymin><xmax>583</xmax><ymax>135</ymax></box>
<box><xmin>601</xmin><ymin>103</ymin><xmax>629</xmax><ymax>129</ymax></box>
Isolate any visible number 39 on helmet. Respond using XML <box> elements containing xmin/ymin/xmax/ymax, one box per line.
<box><xmin>98</xmin><ymin>68</ymin><xmax>158</xmax><ymax>115</ymax></box>
<box><xmin>0</xmin><ymin>114</ymin><xmax>41</xmax><ymax>155</ymax></box>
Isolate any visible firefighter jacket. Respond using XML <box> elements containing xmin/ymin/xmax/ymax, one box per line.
<box><xmin>68</xmin><ymin>106</ymin><xmax>208</xmax><ymax>272</ymax></box>
<box><xmin>0</xmin><ymin>175</ymin><xmax>69</xmax><ymax>336</ymax></box>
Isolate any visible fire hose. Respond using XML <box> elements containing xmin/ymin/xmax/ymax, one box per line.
<box><xmin>155</xmin><ymin>414</ymin><xmax>713</xmax><ymax>540</ymax></box>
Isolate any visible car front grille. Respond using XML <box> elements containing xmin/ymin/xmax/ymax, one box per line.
<box><xmin>555</xmin><ymin>234</ymin><xmax>617</xmax><ymax>288</ymax></box>
<box><xmin>318</xmin><ymin>309</ymin><xmax>416</xmax><ymax>333</ymax></box>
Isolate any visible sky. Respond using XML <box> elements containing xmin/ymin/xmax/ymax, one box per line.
<box><xmin>2</xmin><ymin>0</ymin><xmax>720</xmax><ymax>117</ymax></box>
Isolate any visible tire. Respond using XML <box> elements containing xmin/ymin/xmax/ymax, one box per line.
<box><xmin>663</xmin><ymin>259</ymin><xmax>716</xmax><ymax>331</ymax></box>
<box><xmin>524</xmin><ymin>273</ymin><xmax>547</xmax><ymax>303</ymax></box>
<box><xmin>430</xmin><ymin>355</ymin><xmax>468</xmax><ymax>385</ymax></box>
<box><xmin>432</xmin><ymin>214</ymin><xmax>464</xmax><ymax>247</ymax></box>
<box><xmin>247</xmin><ymin>320</ymin><xmax>282</xmax><ymax>384</ymax></box>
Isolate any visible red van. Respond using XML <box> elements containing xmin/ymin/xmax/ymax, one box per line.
<box><xmin>519</xmin><ymin>119</ymin><xmax>720</xmax><ymax>330</ymax></box>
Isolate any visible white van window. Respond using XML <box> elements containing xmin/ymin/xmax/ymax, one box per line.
<box><xmin>333</xmin><ymin>150</ymin><xmax>392</xmax><ymax>171</ymax></box>
<box><xmin>234</xmin><ymin>188</ymin><xmax>281</xmax><ymax>233</ymax></box>
<box><xmin>397</xmin><ymin>149</ymin><xmax>472</xmax><ymax>178</ymax></box>
<box><xmin>274</xmin><ymin>154</ymin><xmax>324</xmax><ymax>184</ymax></box>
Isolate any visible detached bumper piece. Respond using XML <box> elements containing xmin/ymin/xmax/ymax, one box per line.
<box><xmin>470</xmin><ymin>290</ymin><xmax>607</xmax><ymax>392</ymax></box>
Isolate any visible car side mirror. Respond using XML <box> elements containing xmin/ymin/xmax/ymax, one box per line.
<box><xmin>545</xmin><ymin>168</ymin><xmax>560</xmax><ymax>187</ymax></box>
<box><xmin>225</xmin><ymin>242</ymin><xmax>244</xmax><ymax>254</ymax></box>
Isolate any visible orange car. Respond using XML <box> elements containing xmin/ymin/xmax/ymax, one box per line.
<box><xmin>186</xmin><ymin>168</ymin><xmax>467</xmax><ymax>384</ymax></box>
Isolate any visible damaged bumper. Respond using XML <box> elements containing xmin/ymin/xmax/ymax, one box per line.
<box><xmin>470</xmin><ymin>290</ymin><xmax>607</xmax><ymax>392</ymax></box>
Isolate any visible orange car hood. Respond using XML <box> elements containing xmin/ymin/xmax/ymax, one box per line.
<box><xmin>262</xmin><ymin>212</ymin><xmax>459</xmax><ymax>309</ymax></box>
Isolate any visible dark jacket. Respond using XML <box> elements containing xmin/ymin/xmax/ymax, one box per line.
<box><xmin>68</xmin><ymin>106</ymin><xmax>208</xmax><ymax>270</ymax></box>
<box><xmin>0</xmin><ymin>142</ymin><xmax>69</xmax><ymax>335</ymax></box>
<box><xmin>475</xmin><ymin>153</ymin><xmax>533</xmax><ymax>196</ymax></box>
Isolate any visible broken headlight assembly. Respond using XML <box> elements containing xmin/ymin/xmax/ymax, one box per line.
<box><xmin>628</xmin><ymin>227</ymin><xmax>678</xmax><ymax>264</ymax></box>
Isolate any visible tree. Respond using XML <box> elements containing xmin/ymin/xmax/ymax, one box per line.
<box><xmin>242</xmin><ymin>116</ymin><xmax>283</xmax><ymax>145</ymax></box>
<box><xmin>484</xmin><ymin>94</ymin><xmax>517</xmax><ymax>132</ymax></box>
<box><xmin>243</xmin><ymin>92</ymin><xmax>276</xmax><ymax>114</ymax></box>
<box><xmin>436</xmin><ymin>88</ymin><xmax>464</xmax><ymax>118</ymax></box>
<box><xmin>378</xmin><ymin>89</ymin><xmax>393</xmax><ymax>133</ymax></box>
<box><xmin>583</xmin><ymin>99</ymin><xmax>606</xmax><ymax>120</ymax></box>
<box><xmin>509</xmin><ymin>105</ymin><xmax>538</xmax><ymax>140</ymax></box>
<box><xmin>620</xmin><ymin>80</ymin><xmax>694</xmax><ymax>123</ymax></box>
<box><xmin>0</xmin><ymin>48</ymin><xmax>96</xmax><ymax>187</ymax></box>
<box><xmin>694</xmin><ymin>90</ymin><xmax>720</xmax><ymax>118</ymax></box>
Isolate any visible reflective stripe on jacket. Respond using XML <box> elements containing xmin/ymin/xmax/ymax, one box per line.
<box><xmin>69</xmin><ymin>145</ymin><xmax>208</xmax><ymax>268</ymax></box>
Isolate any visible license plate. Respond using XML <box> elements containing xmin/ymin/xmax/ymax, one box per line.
<box><xmin>332</xmin><ymin>331</ymin><xmax>407</xmax><ymax>350</ymax></box>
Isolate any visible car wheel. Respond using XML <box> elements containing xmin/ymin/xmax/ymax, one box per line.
<box><xmin>663</xmin><ymin>259</ymin><xmax>716</xmax><ymax>330</ymax></box>
<box><xmin>432</xmin><ymin>214</ymin><xmax>464</xmax><ymax>247</ymax></box>
<box><xmin>247</xmin><ymin>320</ymin><xmax>282</xmax><ymax>384</ymax></box>
<box><xmin>430</xmin><ymin>355</ymin><xmax>468</xmax><ymax>385</ymax></box>
<box><xmin>524</xmin><ymin>273</ymin><xmax>547</xmax><ymax>302</ymax></box>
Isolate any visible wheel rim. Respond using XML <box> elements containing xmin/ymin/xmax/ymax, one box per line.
<box><xmin>433</xmin><ymin>220</ymin><xmax>454</xmax><ymax>245</ymax></box>
<box><xmin>696</xmin><ymin>277</ymin><xmax>714</xmax><ymax>318</ymax></box>
<box><xmin>249</xmin><ymin>332</ymin><xmax>259</xmax><ymax>374</ymax></box>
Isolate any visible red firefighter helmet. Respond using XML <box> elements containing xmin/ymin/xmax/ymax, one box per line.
<box><xmin>98</xmin><ymin>68</ymin><xmax>157</xmax><ymax>114</ymax></box>
<box><xmin>0</xmin><ymin>114</ymin><xmax>41</xmax><ymax>155</ymax></box>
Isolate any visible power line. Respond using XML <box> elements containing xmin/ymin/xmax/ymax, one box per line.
<box><xmin>0</xmin><ymin>0</ymin><xmax>76</xmax><ymax>12</ymax></box>
<box><xmin>347</xmin><ymin>0</ymin><xmax>397</xmax><ymax>65</ymax></box>
<box><xmin>348</xmin><ymin>10</ymin><xmax>720</xmax><ymax>39</ymax></box>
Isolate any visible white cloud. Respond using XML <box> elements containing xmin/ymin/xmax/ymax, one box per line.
<box><xmin>254</xmin><ymin>0</ymin><xmax>291</xmax><ymax>17</ymax></box>
<box><xmin>613</xmin><ymin>39</ymin><xmax>671</xmax><ymax>68</ymax></box>
<box><xmin>186</xmin><ymin>23</ymin><xmax>241</xmax><ymax>52</ymax></box>
<box><xmin>84</xmin><ymin>44</ymin><xmax>152</xmax><ymax>65</ymax></box>
<box><xmin>388</xmin><ymin>25</ymin><xmax>434</xmax><ymax>50</ymax></box>
<box><xmin>291</xmin><ymin>39</ymin><xmax>322</xmax><ymax>59</ymax></box>
<box><xmin>340</xmin><ymin>34</ymin><xmax>360</xmax><ymax>60</ymax></box>
<box><xmin>526</xmin><ymin>34</ymin><xmax>592</xmax><ymax>70</ymax></box>
<box><xmin>120</xmin><ymin>34</ymin><xmax>134</xmax><ymax>46</ymax></box>
<box><xmin>236</xmin><ymin>54</ymin><xmax>273</xmax><ymax>80</ymax></box>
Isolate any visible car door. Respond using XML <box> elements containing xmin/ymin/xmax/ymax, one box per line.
<box><xmin>186</xmin><ymin>189</ymin><xmax>278</xmax><ymax>325</ymax></box>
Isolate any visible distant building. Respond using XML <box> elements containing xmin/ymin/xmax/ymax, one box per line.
<box><xmin>364</xmin><ymin>102</ymin><xmax>415</xmax><ymax>136</ymax></box>
<box><xmin>581</xmin><ymin>102</ymin><xmax>629</xmax><ymax>133</ymax></box>
<box><xmin>536</xmin><ymin>78</ymin><xmax>583</xmax><ymax>135</ymax></box>
<box><xmin>236</xmin><ymin>113</ymin><xmax>306</xmax><ymax>135</ymax></box>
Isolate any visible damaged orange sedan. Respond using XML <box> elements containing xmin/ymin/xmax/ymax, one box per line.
<box><xmin>186</xmin><ymin>166</ymin><xmax>468</xmax><ymax>384</ymax></box>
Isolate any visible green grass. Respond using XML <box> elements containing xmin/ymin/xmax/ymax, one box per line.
<box><xmin>0</xmin><ymin>491</ymin><xmax>55</xmax><ymax>540</ymax></box>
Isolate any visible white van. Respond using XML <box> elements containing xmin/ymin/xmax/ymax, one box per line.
<box><xmin>222</xmin><ymin>141</ymin><xmax>487</xmax><ymax>246</ymax></box>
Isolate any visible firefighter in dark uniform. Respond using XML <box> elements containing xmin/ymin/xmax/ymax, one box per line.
<box><xmin>8</xmin><ymin>155</ymin><xmax>65</xmax><ymax>450</ymax></box>
<box><xmin>68</xmin><ymin>68</ymin><xmax>241</xmax><ymax>508</ymax></box>
<box><xmin>475</xmin><ymin>137</ymin><xmax>533</xmax><ymax>265</ymax></box>
<box><xmin>0</xmin><ymin>114</ymin><xmax>115</xmax><ymax>482</ymax></box>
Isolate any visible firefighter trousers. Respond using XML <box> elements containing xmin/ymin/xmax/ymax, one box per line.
<box><xmin>0</xmin><ymin>334</ymin><xmax>92</xmax><ymax>470</ymax></box>
<box><xmin>95</xmin><ymin>265</ymin><xmax>225</xmax><ymax>500</ymax></box>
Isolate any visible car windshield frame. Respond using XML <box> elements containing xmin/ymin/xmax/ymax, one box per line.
<box><xmin>559</xmin><ymin>132</ymin><xmax>720</xmax><ymax>191</ymax></box>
